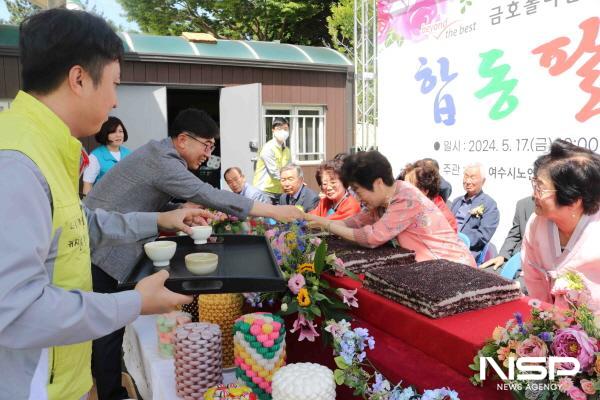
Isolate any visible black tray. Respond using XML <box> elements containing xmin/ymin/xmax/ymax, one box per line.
<box><xmin>117</xmin><ymin>234</ymin><xmax>286</xmax><ymax>295</ymax></box>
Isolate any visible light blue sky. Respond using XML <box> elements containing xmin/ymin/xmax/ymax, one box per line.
<box><xmin>0</xmin><ymin>0</ymin><xmax>140</xmax><ymax>31</ymax></box>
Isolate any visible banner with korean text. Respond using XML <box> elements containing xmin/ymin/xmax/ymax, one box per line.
<box><xmin>377</xmin><ymin>0</ymin><xmax>599</xmax><ymax>249</ymax></box>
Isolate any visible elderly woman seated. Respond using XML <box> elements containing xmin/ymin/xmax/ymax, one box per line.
<box><xmin>309</xmin><ymin>159</ymin><xmax>361</xmax><ymax>220</ymax></box>
<box><xmin>305</xmin><ymin>151</ymin><xmax>475</xmax><ymax>267</ymax></box>
<box><xmin>400</xmin><ymin>160</ymin><xmax>458</xmax><ymax>232</ymax></box>
<box><xmin>522</xmin><ymin>139</ymin><xmax>600</xmax><ymax>308</ymax></box>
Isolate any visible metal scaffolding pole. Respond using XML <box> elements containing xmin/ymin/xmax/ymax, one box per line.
<box><xmin>354</xmin><ymin>0</ymin><xmax>378</xmax><ymax>151</ymax></box>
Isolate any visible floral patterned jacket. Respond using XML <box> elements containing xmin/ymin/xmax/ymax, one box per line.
<box><xmin>343</xmin><ymin>181</ymin><xmax>476</xmax><ymax>267</ymax></box>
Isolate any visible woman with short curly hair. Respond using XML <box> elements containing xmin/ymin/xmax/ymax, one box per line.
<box><xmin>401</xmin><ymin>160</ymin><xmax>458</xmax><ymax>232</ymax></box>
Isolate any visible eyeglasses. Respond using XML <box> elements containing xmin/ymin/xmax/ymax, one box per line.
<box><xmin>530</xmin><ymin>177</ymin><xmax>557</xmax><ymax>198</ymax></box>
<box><xmin>322</xmin><ymin>180</ymin><xmax>342</xmax><ymax>189</ymax></box>
<box><xmin>184</xmin><ymin>133</ymin><xmax>216</xmax><ymax>152</ymax></box>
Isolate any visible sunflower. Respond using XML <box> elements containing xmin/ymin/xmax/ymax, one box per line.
<box><xmin>297</xmin><ymin>288</ymin><xmax>311</xmax><ymax>307</ymax></box>
<box><xmin>297</xmin><ymin>263</ymin><xmax>315</xmax><ymax>274</ymax></box>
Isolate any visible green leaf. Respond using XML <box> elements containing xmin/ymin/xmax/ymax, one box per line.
<box><xmin>279</xmin><ymin>301</ymin><xmax>298</xmax><ymax>316</ymax></box>
<box><xmin>310</xmin><ymin>305</ymin><xmax>322</xmax><ymax>317</ymax></box>
<box><xmin>334</xmin><ymin>369</ymin><xmax>345</xmax><ymax>385</ymax></box>
<box><xmin>344</xmin><ymin>269</ymin><xmax>360</xmax><ymax>281</ymax></box>
<box><xmin>312</xmin><ymin>291</ymin><xmax>327</xmax><ymax>300</ymax></box>
<box><xmin>314</xmin><ymin>242</ymin><xmax>327</xmax><ymax>274</ymax></box>
<box><xmin>334</xmin><ymin>356</ymin><xmax>349</xmax><ymax>370</ymax></box>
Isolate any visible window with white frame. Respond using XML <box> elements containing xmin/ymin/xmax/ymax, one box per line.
<box><xmin>264</xmin><ymin>106</ymin><xmax>326</xmax><ymax>164</ymax></box>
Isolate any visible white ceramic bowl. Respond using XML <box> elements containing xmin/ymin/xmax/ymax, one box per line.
<box><xmin>144</xmin><ymin>241</ymin><xmax>177</xmax><ymax>267</ymax></box>
<box><xmin>189</xmin><ymin>225</ymin><xmax>212</xmax><ymax>244</ymax></box>
<box><xmin>185</xmin><ymin>252</ymin><xmax>218</xmax><ymax>275</ymax></box>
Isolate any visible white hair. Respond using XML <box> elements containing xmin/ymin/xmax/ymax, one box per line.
<box><xmin>464</xmin><ymin>162</ymin><xmax>486</xmax><ymax>179</ymax></box>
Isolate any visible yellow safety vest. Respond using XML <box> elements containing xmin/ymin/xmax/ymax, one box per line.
<box><xmin>0</xmin><ymin>91</ymin><xmax>93</xmax><ymax>399</ymax></box>
<box><xmin>253</xmin><ymin>140</ymin><xmax>291</xmax><ymax>195</ymax></box>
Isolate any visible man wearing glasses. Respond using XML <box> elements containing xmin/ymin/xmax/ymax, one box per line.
<box><xmin>84</xmin><ymin>108</ymin><xmax>303</xmax><ymax>399</ymax></box>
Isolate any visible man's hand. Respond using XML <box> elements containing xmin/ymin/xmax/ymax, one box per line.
<box><xmin>480</xmin><ymin>255</ymin><xmax>506</xmax><ymax>270</ymax></box>
<box><xmin>157</xmin><ymin>208</ymin><xmax>215</xmax><ymax>235</ymax></box>
<box><xmin>270</xmin><ymin>205</ymin><xmax>305</xmax><ymax>223</ymax></box>
<box><xmin>135</xmin><ymin>270</ymin><xmax>193</xmax><ymax>314</ymax></box>
<box><xmin>180</xmin><ymin>201</ymin><xmax>203</xmax><ymax>209</ymax></box>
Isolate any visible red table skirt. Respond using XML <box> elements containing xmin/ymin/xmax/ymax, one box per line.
<box><xmin>324</xmin><ymin>275</ymin><xmax>531</xmax><ymax>377</ymax></box>
<box><xmin>286</xmin><ymin>315</ymin><xmax>512</xmax><ymax>399</ymax></box>
<box><xmin>285</xmin><ymin>274</ymin><xmax>532</xmax><ymax>399</ymax></box>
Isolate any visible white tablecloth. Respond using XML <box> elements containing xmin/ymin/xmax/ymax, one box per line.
<box><xmin>123</xmin><ymin>315</ymin><xmax>236</xmax><ymax>400</ymax></box>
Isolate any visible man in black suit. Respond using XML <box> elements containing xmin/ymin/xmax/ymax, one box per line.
<box><xmin>480</xmin><ymin>196</ymin><xmax>535</xmax><ymax>270</ymax></box>
<box><xmin>279</xmin><ymin>164</ymin><xmax>320</xmax><ymax>212</ymax></box>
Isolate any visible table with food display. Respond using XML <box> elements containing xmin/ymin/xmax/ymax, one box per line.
<box><xmin>121</xmin><ymin>223</ymin><xmax>533</xmax><ymax>400</ymax></box>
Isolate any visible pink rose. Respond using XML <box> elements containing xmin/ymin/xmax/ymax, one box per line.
<box><xmin>559</xmin><ymin>377</ymin><xmax>574</xmax><ymax>393</ymax></box>
<box><xmin>580</xmin><ymin>379</ymin><xmax>596</xmax><ymax>395</ymax></box>
<box><xmin>516</xmin><ymin>335</ymin><xmax>548</xmax><ymax>358</ymax></box>
<box><xmin>567</xmin><ymin>386</ymin><xmax>588</xmax><ymax>400</ymax></box>
<box><xmin>287</xmin><ymin>273</ymin><xmax>305</xmax><ymax>295</ymax></box>
<box><xmin>552</xmin><ymin>327</ymin><xmax>599</xmax><ymax>371</ymax></box>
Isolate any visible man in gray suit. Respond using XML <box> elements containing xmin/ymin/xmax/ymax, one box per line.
<box><xmin>85</xmin><ymin>108</ymin><xmax>303</xmax><ymax>399</ymax></box>
<box><xmin>481</xmin><ymin>196</ymin><xmax>535</xmax><ymax>269</ymax></box>
<box><xmin>279</xmin><ymin>164</ymin><xmax>320</xmax><ymax>212</ymax></box>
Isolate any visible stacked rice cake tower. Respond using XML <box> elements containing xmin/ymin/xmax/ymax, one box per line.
<box><xmin>325</xmin><ymin>236</ymin><xmax>416</xmax><ymax>274</ymax></box>
<box><xmin>199</xmin><ymin>293</ymin><xmax>244</xmax><ymax>367</ymax></box>
<box><xmin>156</xmin><ymin>311</ymin><xmax>191</xmax><ymax>358</ymax></box>
<box><xmin>174</xmin><ymin>322</ymin><xmax>223</xmax><ymax>398</ymax></box>
<box><xmin>364</xmin><ymin>259</ymin><xmax>522</xmax><ymax>318</ymax></box>
<box><xmin>272</xmin><ymin>363</ymin><xmax>336</xmax><ymax>400</ymax></box>
<box><xmin>233</xmin><ymin>313</ymin><xmax>286</xmax><ymax>400</ymax></box>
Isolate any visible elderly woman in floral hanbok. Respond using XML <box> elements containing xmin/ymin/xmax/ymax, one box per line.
<box><xmin>522</xmin><ymin>140</ymin><xmax>600</xmax><ymax>309</ymax></box>
<box><xmin>305</xmin><ymin>151</ymin><xmax>475</xmax><ymax>267</ymax></box>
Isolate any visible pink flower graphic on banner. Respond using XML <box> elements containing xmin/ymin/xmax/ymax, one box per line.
<box><xmin>377</xmin><ymin>0</ymin><xmax>394</xmax><ymax>44</ymax></box>
<box><xmin>399</xmin><ymin>0</ymin><xmax>447</xmax><ymax>42</ymax></box>
<box><xmin>378</xmin><ymin>0</ymin><xmax>448</xmax><ymax>45</ymax></box>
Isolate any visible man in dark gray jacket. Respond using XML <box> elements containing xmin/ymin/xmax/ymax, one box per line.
<box><xmin>481</xmin><ymin>196</ymin><xmax>535</xmax><ymax>269</ymax></box>
<box><xmin>85</xmin><ymin>108</ymin><xmax>303</xmax><ymax>398</ymax></box>
<box><xmin>278</xmin><ymin>164</ymin><xmax>320</xmax><ymax>212</ymax></box>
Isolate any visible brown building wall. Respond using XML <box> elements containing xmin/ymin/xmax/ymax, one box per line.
<box><xmin>0</xmin><ymin>56</ymin><xmax>353</xmax><ymax>190</ymax></box>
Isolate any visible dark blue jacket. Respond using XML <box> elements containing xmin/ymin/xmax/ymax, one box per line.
<box><xmin>450</xmin><ymin>191</ymin><xmax>500</xmax><ymax>258</ymax></box>
<box><xmin>279</xmin><ymin>184</ymin><xmax>320</xmax><ymax>212</ymax></box>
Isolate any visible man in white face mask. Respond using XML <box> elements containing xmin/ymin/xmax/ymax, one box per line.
<box><xmin>253</xmin><ymin>117</ymin><xmax>292</xmax><ymax>204</ymax></box>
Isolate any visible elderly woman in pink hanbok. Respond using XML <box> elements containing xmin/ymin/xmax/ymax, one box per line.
<box><xmin>522</xmin><ymin>139</ymin><xmax>600</xmax><ymax>310</ymax></box>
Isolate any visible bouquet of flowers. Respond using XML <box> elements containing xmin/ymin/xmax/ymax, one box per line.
<box><xmin>247</xmin><ymin>220</ymin><xmax>359</xmax><ymax>342</ymax></box>
<box><xmin>470</xmin><ymin>272</ymin><xmax>600</xmax><ymax>399</ymax></box>
<box><xmin>326</xmin><ymin>319</ymin><xmax>460</xmax><ymax>400</ymax></box>
<box><xmin>210</xmin><ymin>211</ymin><xmax>270</xmax><ymax>236</ymax></box>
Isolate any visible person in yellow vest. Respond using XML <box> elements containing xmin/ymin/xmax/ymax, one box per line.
<box><xmin>252</xmin><ymin>117</ymin><xmax>292</xmax><ymax>204</ymax></box>
<box><xmin>0</xmin><ymin>9</ymin><xmax>208</xmax><ymax>400</ymax></box>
